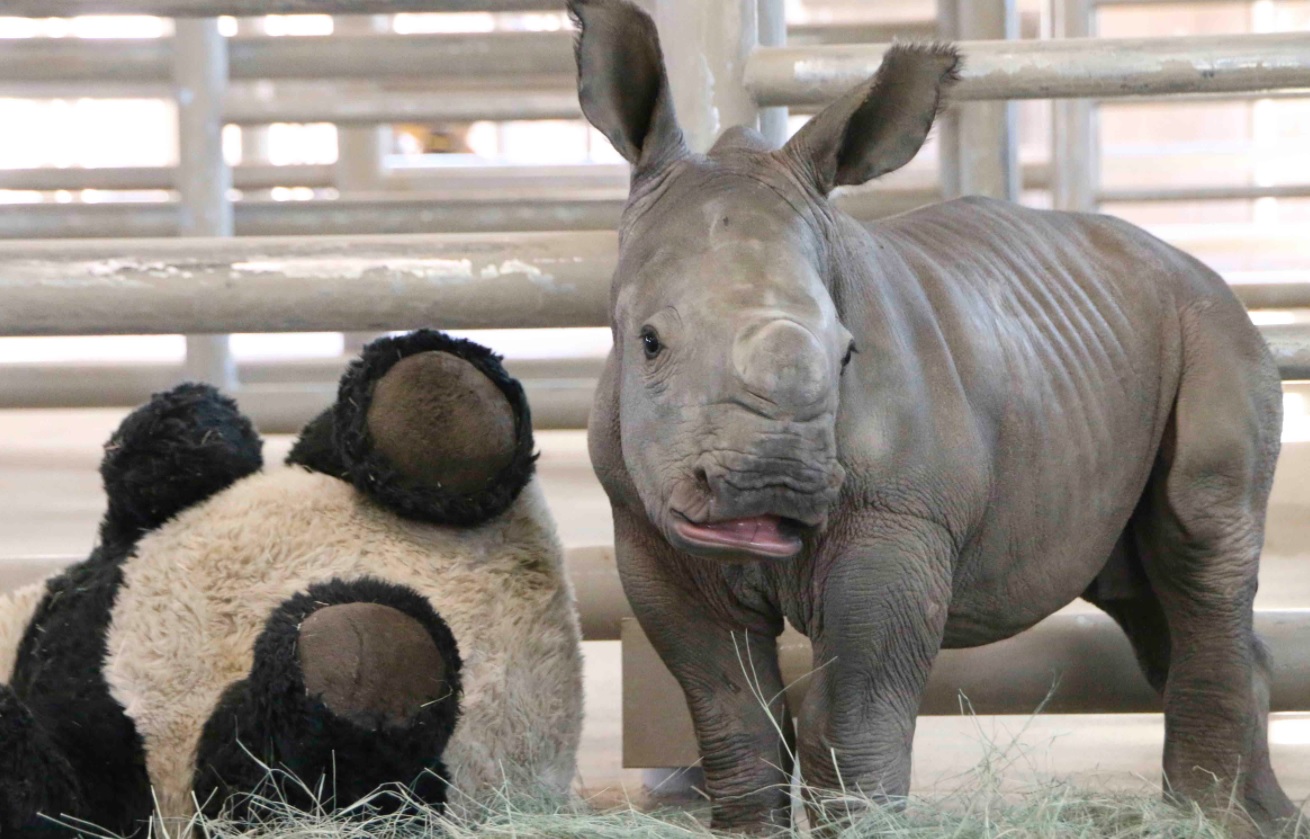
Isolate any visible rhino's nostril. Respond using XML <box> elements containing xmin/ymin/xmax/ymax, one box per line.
<box><xmin>694</xmin><ymin>466</ymin><xmax>710</xmax><ymax>490</ymax></box>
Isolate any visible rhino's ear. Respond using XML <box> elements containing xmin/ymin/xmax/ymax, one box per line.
<box><xmin>568</xmin><ymin>0</ymin><xmax>688</xmax><ymax>174</ymax></box>
<box><xmin>781</xmin><ymin>43</ymin><xmax>960</xmax><ymax>195</ymax></box>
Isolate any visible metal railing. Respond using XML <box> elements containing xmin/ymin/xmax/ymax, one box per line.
<box><xmin>0</xmin><ymin>1</ymin><xmax>1306</xmax><ymax>761</ymax></box>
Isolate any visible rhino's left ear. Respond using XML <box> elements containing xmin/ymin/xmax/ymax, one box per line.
<box><xmin>781</xmin><ymin>43</ymin><xmax>961</xmax><ymax>195</ymax></box>
<box><xmin>568</xmin><ymin>0</ymin><xmax>688</xmax><ymax>176</ymax></box>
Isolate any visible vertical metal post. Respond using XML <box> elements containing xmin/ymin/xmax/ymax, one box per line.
<box><xmin>953</xmin><ymin>0</ymin><xmax>1020</xmax><ymax>200</ymax></box>
<box><xmin>756</xmin><ymin>0</ymin><xmax>788</xmax><ymax>148</ymax></box>
<box><xmin>935</xmin><ymin>0</ymin><xmax>961</xmax><ymax>198</ymax></box>
<box><xmin>654</xmin><ymin>0</ymin><xmax>760</xmax><ymax>153</ymax></box>
<box><xmin>236</xmin><ymin>17</ymin><xmax>271</xmax><ymax>180</ymax></box>
<box><xmin>335</xmin><ymin>14</ymin><xmax>392</xmax><ymax>356</ymax></box>
<box><xmin>334</xmin><ymin>15</ymin><xmax>391</xmax><ymax>194</ymax></box>
<box><xmin>174</xmin><ymin>18</ymin><xmax>237</xmax><ymax>390</ymax></box>
<box><xmin>1052</xmin><ymin>0</ymin><xmax>1098</xmax><ymax>211</ymax></box>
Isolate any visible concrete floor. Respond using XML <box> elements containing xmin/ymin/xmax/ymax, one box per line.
<box><xmin>1</xmin><ymin>408</ymin><xmax>1307</xmax><ymax>811</ymax></box>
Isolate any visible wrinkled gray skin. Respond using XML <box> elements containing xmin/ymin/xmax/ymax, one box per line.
<box><xmin>570</xmin><ymin>0</ymin><xmax>1299</xmax><ymax>833</ymax></box>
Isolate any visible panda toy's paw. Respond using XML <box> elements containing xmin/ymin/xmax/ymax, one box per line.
<box><xmin>192</xmin><ymin>578</ymin><xmax>461</xmax><ymax>824</ymax></box>
<box><xmin>100</xmin><ymin>383</ymin><xmax>263</xmax><ymax>546</ymax></box>
<box><xmin>289</xmin><ymin>329</ymin><xmax>537</xmax><ymax>528</ymax></box>
<box><xmin>0</xmin><ymin>685</ymin><xmax>82</xmax><ymax>836</ymax></box>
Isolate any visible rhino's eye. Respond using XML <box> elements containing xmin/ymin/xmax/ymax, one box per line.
<box><xmin>640</xmin><ymin>326</ymin><xmax>663</xmax><ymax>360</ymax></box>
<box><xmin>841</xmin><ymin>341</ymin><xmax>857</xmax><ymax>371</ymax></box>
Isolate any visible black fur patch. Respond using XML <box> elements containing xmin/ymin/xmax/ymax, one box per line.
<box><xmin>330</xmin><ymin>330</ymin><xmax>537</xmax><ymax>527</ymax></box>
<box><xmin>284</xmin><ymin>406</ymin><xmax>345</xmax><ymax>478</ymax></box>
<box><xmin>100</xmin><ymin>383</ymin><xmax>263</xmax><ymax>547</ymax></box>
<box><xmin>0</xmin><ymin>686</ymin><xmax>82</xmax><ymax>836</ymax></box>
<box><xmin>1</xmin><ymin>384</ymin><xmax>264</xmax><ymax>837</ymax></box>
<box><xmin>192</xmin><ymin>577</ymin><xmax>462</xmax><ymax>824</ymax></box>
<box><xmin>5</xmin><ymin>557</ymin><xmax>152</xmax><ymax>839</ymax></box>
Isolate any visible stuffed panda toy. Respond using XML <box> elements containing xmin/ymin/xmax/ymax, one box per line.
<box><xmin>0</xmin><ymin>330</ymin><xmax>583</xmax><ymax>837</ymax></box>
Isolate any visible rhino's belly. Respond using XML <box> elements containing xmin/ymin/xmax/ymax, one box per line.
<box><xmin>941</xmin><ymin>426</ymin><xmax>1162</xmax><ymax>648</ymax></box>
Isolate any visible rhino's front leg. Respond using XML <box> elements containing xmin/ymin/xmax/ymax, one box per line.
<box><xmin>797</xmin><ymin>521</ymin><xmax>953</xmax><ymax>825</ymax></box>
<box><xmin>614</xmin><ymin>509</ymin><xmax>795</xmax><ymax>832</ymax></box>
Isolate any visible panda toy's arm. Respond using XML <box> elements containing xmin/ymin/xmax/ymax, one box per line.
<box><xmin>0</xmin><ymin>383</ymin><xmax>263</xmax><ymax>838</ymax></box>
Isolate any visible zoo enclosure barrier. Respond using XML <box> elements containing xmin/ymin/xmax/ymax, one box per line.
<box><xmin>0</xmin><ymin>0</ymin><xmax>1307</xmax><ymax>768</ymax></box>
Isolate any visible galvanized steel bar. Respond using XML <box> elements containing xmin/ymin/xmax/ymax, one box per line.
<box><xmin>935</xmin><ymin>0</ymin><xmax>963</xmax><ymax>198</ymax></box>
<box><xmin>223</xmin><ymin>85</ymin><xmax>581</xmax><ymax>125</ymax></box>
<box><xmin>1264</xmin><ymin>324</ymin><xmax>1310</xmax><ymax>381</ymax></box>
<box><xmin>0</xmin><ymin>183</ymin><xmax>954</xmax><ymax>238</ymax></box>
<box><xmin>174</xmin><ymin>18</ymin><xmax>236</xmax><ymax>390</ymax></box>
<box><xmin>1094</xmin><ymin>0</ymin><xmax>1289</xmax><ymax>5</ymax></box>
<box><xmin>622</xmin><ymin>608</ymin><xmax>1310</xmax><ymax>766</ymax></box>
<box><xmin>233</xmin><ymin>195</ymin><xmax>626</xmax><ymax>235</ymax></box>
<box><xmin>0</xmin><ymin>0</ymin><xmax>558</xmax><ymax>15</ymax></box>
<box><xmin>953</xmin><ymin>0</ymin><xmax>1020</xmax><ymax>200</ymax></box>
<box><xmin>757</xmin><ymin>0</ymin><xmax>788</xmax><ymax>147</ymax></box>
<box><xmin>787</xmin><ymin>20</ymin><xmax>938</xmax><ymax>46</ymax></box>
<box><xmin>746</xmin><ymin>33</ymin><xmax>1310</xmax><ymax>105</ymax></box>
<box><xmin>1100</xmin><ymin>183</ymin><xmax>1310</xmax><ymax>203</ymax></box>
<box><xmin>1052</xmin><ymin>0</ymin><xmax>1099</xmax><ymax>211</ymax></box>
<box><xmin>0</xmin><ymin>232</ymin><xmax>616</xmax><ymax>335</ymax></box>
<box><xmin>0</xmin><ymin>164</ymin><xmax>335</xmax><ymax>192</ymax></box>
<box><xmin>0</xmin><ymin>32</ymin><xmax>572</xmax><ymax>83</ymax></box>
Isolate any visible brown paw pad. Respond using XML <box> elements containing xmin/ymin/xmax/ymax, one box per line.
<box><xmin>297</xmin><ymin>602</ymin><xmax>451</xmax><ymax>728</ymax></box>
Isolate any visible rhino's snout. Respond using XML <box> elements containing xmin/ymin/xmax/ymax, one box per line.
<box><xmin>698</xmin><ymin>452</ymin><xmax>844</xmax><ymax>527</ymax></box>
<box><xmin>732</xmin><ymin>319</ymin><xmax>832</xmax><ymax>416</ymax></box>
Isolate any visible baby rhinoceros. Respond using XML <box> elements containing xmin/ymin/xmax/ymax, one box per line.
<box><xmin>569</xmin><ymin>0</ymin><xmax>1300</xmax><ymax>834</ymax></box>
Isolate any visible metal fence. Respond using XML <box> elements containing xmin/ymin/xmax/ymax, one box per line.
<box><xmin>0</xmin><ymin>0</ymin><xmax>1307</xmax><ymax>767</ymax></box>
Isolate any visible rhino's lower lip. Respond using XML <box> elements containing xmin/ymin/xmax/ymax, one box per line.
<box><xmin>671</xmin><ymin>513</ymin><xmax>803</xmax><ymax>558</ymax></box>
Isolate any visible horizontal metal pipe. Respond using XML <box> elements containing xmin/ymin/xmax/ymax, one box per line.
<box><xmin>235</xmin><ymin>194</ymin><xmax>626</xmax><ymax>235</ymax></box>
<box><xmin>384</xmin><ymin>164</ymin><xmax>632</xmax><ymax>194</ymax></box>
<box><xmin>787</xmin><ymin>20</ymin><xmax>939</xmax><ymax>45</ymax></box>
<box><xmin>625</xmin><ymin>609</ymin><xmax>1310</xmax><ymax>765</ymax></box>
<box><xmin>224</xmin><ymin>85</ymin><xmax>581</xmax><ymax>125</ymax></box>
<box><xmin>622</xmin><ymin>608</ymin><xmax>1310</xmax><ymax>765</ymax></box>
<box><xmin>1237</xmin><ymin>282</ymin><xmax>1310</xmax><ymax>312</ymax></box>
<box><xmin>0</xmin><ymin>32</ymin><xmax>573</xmax><ymax>83</ymax></box>
<box><xmin>1100</xmin><ymin>183</ymin><xmax>1310</xmax><ymax>203</ymax></box>
<box><xmin>0</xmin><ymin>0</ymin><xmax>559</xmax><ymax>16</ymax></box>
<box><xmin>1103</xmin><ymin>88</ymin><xmax>1310</xmax><ymax>104</ymax></box>
<box><xmin>746</xmin><ymin>33</ymin><xmax>1310</xmax><ymax>105</ymax></box>
<box><xmin>0</xmin><ymin>164</ymin><xmax>628</xmax><ymax>199</ymax></box>
<box><xmin>0</xmin><ymin>197</ymin><xmax>625</xmax><ymax>238</ymax></box>
<box><xmin>0</xmin><ymin>233</ymin><xmax>1301</xmax><ymax>372</ymax></box>
<box><xmin>1264</xmin><ymin>324</ymin><xmax>1310</xmax><ymax>381</ymax></box>
<box><xmin>0</xmin><ymin>203</ymin><xmax>181</xmax><ymax>239</ymax></box>
<box><xmin>1095</xmin><ymin>0</ymin><xmax>1286</xmax><ymax>5</ymax></box>
<box><xmin>786</xmin><ymin>12</ymin><xmax>1040</xmax><ymax>47</ymax></box>
<box><xmin>0</xmin><ymin>164</ymin><xmax>335</xmax><ymax>193</ymax></box>
<box><xmin>0</xmin><ymin>232</ymin><xmax>616</xmax><ymax>335</ymax></box>
<box><xmin>2</xmin><ymin>163</ymin><xmax>1050</xmax><ymax>199</ymax></box>
<box><xmin>0</xmin><ymin>180</ymin><xmax>968</xmax><ymax>238</ymax></box>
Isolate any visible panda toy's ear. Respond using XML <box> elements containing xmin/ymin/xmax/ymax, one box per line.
<box><xmin>295</xmin><ymin>330</ymin><xmax>536</xmax><ymax>527</ymax></box>
<box><xmin>101</xmin><ymin>383</ymin><xmax>263</xmax><ymax>547</ymax></box>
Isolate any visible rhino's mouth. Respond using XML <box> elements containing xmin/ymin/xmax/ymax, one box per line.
<box><xmin>671</xmin><ymin>512</ymin><xmax>805</xmax><ymax>559</ymax></box>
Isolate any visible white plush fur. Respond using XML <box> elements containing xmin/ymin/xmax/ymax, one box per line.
<box><xmin>104</xmin><ymin>467</ymin><xmax>583</xmax><ymax>826</ymax></box>
<box><xmin>0</xmin><ymin>579</ymin><xmax>48</xmax><ymax>685</ymax></box>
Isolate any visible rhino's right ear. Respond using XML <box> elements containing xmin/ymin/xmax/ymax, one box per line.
<box><xmin>568</xmin><ymin>0</ymin><xmax>688</xmax><ymax>174</ymax></box>
<box><xmin>781</xmin><ymin>43</ymin><xmax>961</xmax><ymax>195</ymax></box>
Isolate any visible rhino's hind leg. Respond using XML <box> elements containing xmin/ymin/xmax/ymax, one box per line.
<box><xmin>1126</xmin><ymin>303</ymin><xmax>1297</xmax><ymax>833</ymax></box>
